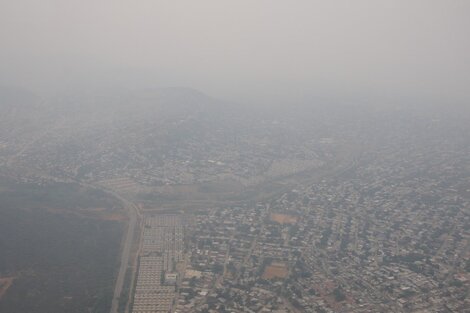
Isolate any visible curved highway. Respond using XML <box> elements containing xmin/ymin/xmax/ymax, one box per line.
<box><xmin>107</xmin><ymin>192</ymin><xmax>139</xmax><ymax>313</ymax></box>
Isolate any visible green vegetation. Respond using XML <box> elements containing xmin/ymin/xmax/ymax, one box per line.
<box><xmin>0</xmin><ymin>180</ymin><xmax>124</xmax><ymax>313</ymax></box>
<box><xmin>332</xmin><ymin>286</ymin><xmax>346</xmax><ymax>302</ymax></box>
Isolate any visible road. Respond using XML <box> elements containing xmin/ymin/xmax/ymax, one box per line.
<box><xmin>106</xmin><ymin>191</ymin><xmax>139</xmax><ymax>313</ymax></box>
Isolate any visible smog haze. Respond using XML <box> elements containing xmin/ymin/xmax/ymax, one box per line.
<box><xmin>1</xmin><ymin>0</ymin><xmax>470</xmax><ymax>106</ymax></box>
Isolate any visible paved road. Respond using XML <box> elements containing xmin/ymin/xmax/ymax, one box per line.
<box><xmin>107</xmin><ymin>192</ymin><xmax>139</xmax><ymax>313</ymax></box>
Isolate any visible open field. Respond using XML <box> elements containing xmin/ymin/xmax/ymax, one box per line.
<box><xmin>270</xmin><ymin>213</ymin><xmax>298</xmax><ymax>225</ymax></box>
<box><xmin>45</xmin><ymin>207</ymin><xmax>127</xmax><ymax>221</ymax></box>
<box><xmin>262</xmin><ymin>262</ymin><xmax>289</xmax><ymax>280</ymax></box>
<box><xmin>0</xmin><ymin>181</ymin><xmax>124</xmax><ymax>313</ymax></box>
<box><xmin>0</xmin><ymin>277</ymin><xmax>15</xmax><ymax>299</ymax></box>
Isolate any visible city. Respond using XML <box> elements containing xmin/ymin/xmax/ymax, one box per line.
<box><xmin>0</xmin><ymin>88</ymin><xmax>468</xmax><ymax>312</ymax></box>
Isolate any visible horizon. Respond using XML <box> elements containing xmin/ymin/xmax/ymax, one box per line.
<box><xmin>1</xmin><ymin>1</ymin><xmax>469</xmax><ymax>108</ymax></box>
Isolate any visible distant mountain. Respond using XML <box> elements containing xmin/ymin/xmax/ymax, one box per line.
<box><xmin>46</xmin><ymin>86</ymin><xmax>233</xmax><ymax>124</ymax></box>
<box><xmin>126</xmin><ymin>87</ymin><xmax>221</xmax><ymax>114</ymax></box>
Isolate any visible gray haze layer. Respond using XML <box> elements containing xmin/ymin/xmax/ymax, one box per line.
<box><xmin>1</xmin><ymin>0</ymin><xmax>469</xmax><ymax>106</ymax></box>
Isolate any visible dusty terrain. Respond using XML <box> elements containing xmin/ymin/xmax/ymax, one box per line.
<box><xmin>0</xmin><ymin>277</ymin><xmax>15</xmax><ymax>300</ymax></box>
<box><xmin>262</xmin><ymin>262</ymin><xmax>288</xmax><ymax>280</ymax></box>
<box><xmin>270</xmin><ymin>213</ymin><xmax>298</xmax><ymax>225</ymax></box>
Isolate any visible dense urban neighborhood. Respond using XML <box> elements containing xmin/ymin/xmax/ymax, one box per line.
<box><xmin>0</xmin><ymin>87</ymin><xmax>469</xmax><ymax>312</ymax></box>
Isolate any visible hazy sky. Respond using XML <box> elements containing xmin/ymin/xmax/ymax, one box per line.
<box><xmin>1</xmin><ymin>0</ymin><xmax>469</xmax><ymax>105</ymax></box>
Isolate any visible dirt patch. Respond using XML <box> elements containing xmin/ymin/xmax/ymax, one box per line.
<box><xmin>78</xmin><ymin>208</ymin><xmax>127</xmax><ymax>221</ymax></box>
<box><xmin>0</xmin><ymin>277</ymin><xmax>15</xmax><ymax>299</ymax></box>
<box><xmin>99</xmin><ymin>213</ymin><xmax>127</xmax><ymax>221</ymax></box>
<box><xmin>270</xmin><ymin>213</ymin><xmax>298</xmax><ymax>225</ymax></box>
<box><xmin>262</xmin><ymin>262</ymin><xmax>289</xmax><ymax>280</ymax></box>
<box><xmin>45</xmin><ymin>207</ymin><xmax>127</xmax><ymax>221</ymax></box>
